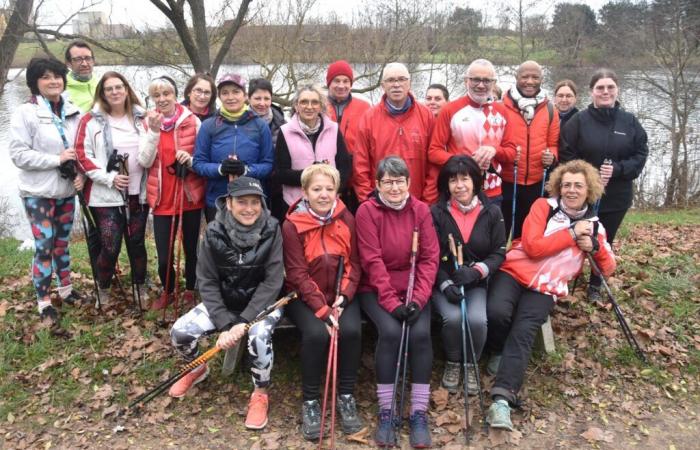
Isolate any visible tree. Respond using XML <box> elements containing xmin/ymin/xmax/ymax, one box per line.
<box><xmin>548</xmin><ymin>3</ymin><xmax>597</xmax><ymax>66</ymax></box>
<box><xmin>0</xmin><ymin>0</ymin><xmax>34</xmax><ymax>94</ymax></box>
<box><xmin>494</xmin><ymin>0</ymin><xmax>551</xmax><ymax>61</ymax></box>
<box><xmin>598</xmin><ymin>0</ymin><xmax>649</xmax><ymax>61</ymax></box>
<box><xmin>448</xmin><ymin>6</ymin><xmax>482</xmax><ymax>47</ymax></box>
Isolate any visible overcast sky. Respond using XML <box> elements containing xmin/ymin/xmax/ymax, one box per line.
<box><xmin>36</xmin><ymin>0</ymin><xmax>613</xmax><ymax>30</ymax></box>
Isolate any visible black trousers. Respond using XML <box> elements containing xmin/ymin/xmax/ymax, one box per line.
<box><xmin>153</xmin><ymin>209</ymin><xmax>201</xmax><ymax>292</ymax></box>
<box><xmin>285</xmin><ymin>298</ymin><xmax>362</xmax><ymax>401</ymax></box>
<box><xmin>486</xmin><ymin>271</ymin><xmax>554</xmax><ymax>405</ymax></box>
<box><xmin>589</xmin><ymin>208</ymin><xmax>627</xmax><ymax>287</ymax></box>
<box><xmin>501</xmin><ymin>182</ymin><xmax>542</xmax><ymax>240</ymax></box>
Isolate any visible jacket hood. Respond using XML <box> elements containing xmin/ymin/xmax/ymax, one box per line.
<box><xmin>286</xmin><ymin>197</ymin><xmax>347</xmax><ymax>234</ymax></box>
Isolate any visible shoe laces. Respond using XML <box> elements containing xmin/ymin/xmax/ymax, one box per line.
<box><xmin>338</xmin><ymin>395</ymin><xmax>357</xmax><ymax>415</ymax></box>
<box><xmin>410</xmin><ymin>410</ymin><xmax>428</xmax><ymax>426</ymax></box>
<box><xmin>304</xmin><ymin>401</ymin><xmax>320</xmax><ymax>423</ymax></box>
<box><xmin>444</xmin><ymin>362</ymin><xmax>460</xmax><ymax>382</ymax></box>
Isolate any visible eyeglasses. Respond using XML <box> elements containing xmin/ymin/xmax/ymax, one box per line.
<box><xmin>192</xmin><ymin>88</ymin><xmax>212</xmax><ymax>97</ymax></box>
<box><xmin>594</xmin><ymin>84</ymin><xmax>617</xmax><ymax>92</ymax></box>
<box><xmin>379</xmin><ymin>178</ymin><xmax>408</xmax><ymax>188</ymax></box>
<box><xmin>104</xmin><ymin>84</ymin><xmax>125</xmax><ymax>93</ymax></box>
<box><xmin>383</xmin><ymin>77</ymin><xmax>410</xmax><ymax>85</ymax></box>
<box><xmin>467</xmin><ymin>77</ymin><xmax>495</xmax><ymax>86</ymax></box>
<box><xmin>561</xmin><ymin>182</ymin><xmax>587</xmax><ymax>191</ymax></box>
<box><xmin>70</xmin><ymin>56</ymin><xmax>94</xmax><ymax>64</ymax></box>
<box><xmin>298</xmin><ymin>99</ymin><xmax>321</xmax><ymax>107</ymax></box>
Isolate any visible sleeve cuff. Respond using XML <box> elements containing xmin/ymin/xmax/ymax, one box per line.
<box><xmin>439</xmin><ymin>279</ymin><xmax>454</xmax><ymax>292</ymax></box>
<box><xmin>474</xmin><ymin>262</ymin><xmax>489</xmax><ymax>279</ymax></box>
<box><xmin>314</xmin><ymin>304</ymin><xmax>331</xmax><ymax>321</ymax></box>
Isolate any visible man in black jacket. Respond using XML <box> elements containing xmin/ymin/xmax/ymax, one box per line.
<box><xmin>168</xmin><ymin>177</ymin><xmax>284</xmax><ymax>430</ymax></box>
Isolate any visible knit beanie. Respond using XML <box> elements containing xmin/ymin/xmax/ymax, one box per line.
<box><xmin>326</xmin><ymin>60</ymin><xmax>354</xmax><ymax>87</ymax></box>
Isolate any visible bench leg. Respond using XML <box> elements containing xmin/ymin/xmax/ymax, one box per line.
<box><xmin>534</xmin><ymin>316</ymin><xmax>556</xmax><ymax>355</ymax></box>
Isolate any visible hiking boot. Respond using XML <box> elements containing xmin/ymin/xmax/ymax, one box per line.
<box><xmin>374</xmin><ymin>408</ymin><xmax>396</xmax><ymax>447</ymax></box>
<box><xmin>96</xmin><ymin>287</ymin><xmax>111</xmax><ymax>308</ymax></box>
<box><xmin>168</xmin><ymin>363</ymin><xmax>209</xmax><ymax>398</ymax></box>
<box><xmin>487</xmin><ymin>353</ymin><xmax>502</xmax><ymax>376</ymax></box>
<box><xmin>409</xmin><ymin>410</ymin><xmax>431</xmax><ymax>448</ymax></box>
<box><xmin>182</xmin><ymin>290</ymin><xmax>197</xmax><ymax>309</ymax></box>
<box><xmin>337</xmin><ymin>394</ymin><xmax>363</xmax><ymax>434</ymax></box>
<box><xmin>245</xmin><ymin>391</ymin><xmax>269</xmax><ymax>430</ymax></box>
<box><xmin>486</xmin><ymin>400</ymin><xmax>513</xmax><ymax>431</ymax></box>
<box><xmin>441</xmin><ymin>361</ymin><xmax>461</xmax><ymax>393</ymax></box>
<box><xmin>466</xmin><ymin>363</ymin><xmax>479</xmax><ymax>396</ymax></box>
<box><xmin>39</xmin><ymin>305</ymin><xmax>60</xmax><ymax>327</ymax></box>
<box><xmin>587</xmin><ymin>285</ymin><xmax>602</xmax><ymax>303</ymax></box>
<box><xmin>151</xmin><ymin>292</ymin><xmax>172</xmax><ymax>311</ymax></box>
<box><xmin>301</xmin><ymin>399</ymin><xmax>321</xmax><ymax>441</ymax></box>
<box><xmin>61</xmin><ymin>288</ymin><xmax>86</xmax><ymax>306</ymax></box>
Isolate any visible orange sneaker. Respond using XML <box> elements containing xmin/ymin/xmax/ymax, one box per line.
<box><xmin>151</xmin><ymin>292</ymin><xmax>172</xmax><ymax>311</ymax></box>
<box><xmin>168</xmin><ymin>363</ymin><xmax>209</xmax><ymax>398</ymax></box>
<box><xmin>245</xmin><ymin>391</ymin><xmax>269</xmax><ymax>429</ymax></box>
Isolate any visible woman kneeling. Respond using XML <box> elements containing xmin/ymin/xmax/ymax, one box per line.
<box><xmin>168</xmin><ymin>177</ymin><xmax>284</xmax><ymax>430</ymax></box>
<box><xmin>485</xmin><ymin>160</ymin><xmax>616</xmax><ymax>431</ymax></box>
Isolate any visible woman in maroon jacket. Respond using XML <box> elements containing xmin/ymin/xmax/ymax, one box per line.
<box><xmin>355</xmin><ymin>156</ymin><xmax>440</xmax><ymax>448</ymax></box>
<box><xmin>282</xmin><ymin>164</ymin><xmax>363</xmax><ymax>441</ymax></box>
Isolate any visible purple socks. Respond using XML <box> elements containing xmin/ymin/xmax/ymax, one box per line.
<box><xmin>377</xmin><ymin>384</ymin><xmax>393</xmax><ymax>410</ymax></box>
<box><xmin>376</xmin><ymin>383</ymin><xmax>430</xmax><ymax>413</ymax></box>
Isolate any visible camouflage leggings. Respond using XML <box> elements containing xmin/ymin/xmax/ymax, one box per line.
<box><xmin>170</xmin><ymin>302</ymin><xmax>282</xmax><ymax>388</ymax></box>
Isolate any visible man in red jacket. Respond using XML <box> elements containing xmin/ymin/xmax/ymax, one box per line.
<box><xmin>325</xmin><ymin>60</ymin><xmax>371</xmax><ymax>155</ymax></box>
<box><xmin>425</xmin><ymin>58</ymin><xmax>507</xmax><ymax>205</ymax></box>
<box><xmin>354</xmin><ymin>62</ymin><xmax>434</xmax><ymax>203</ymax></box>
<box><xmin>498</xmin><ymin>60</ymin><xmax>559</xmax><ymax>239</ymax></box>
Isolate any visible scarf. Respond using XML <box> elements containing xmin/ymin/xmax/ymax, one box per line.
<box><xmin>161</xmin><ymin>103</ymin><xmax>184</xmax><ymax>132</ymax></box>
<box><xmin>384</xmin><ymin>96</ymin><xmax>412</xmax><ymax>116</ymax></box>
<box><xmin>220</xmin><ymin>103</ymin><xmax>249</xmax><ymax>122</ymax></box>
<box><xmin>297</xmin><ymin>198</ymin><xmax>337</xmax><ymax>225</ymax></box>
<box><xmin>558</xmin><ymin>107</ymin><xmax>578</xmax><ymax>123</ymax></box>
<box><xmin>508</xmin><ymin>86</ymin><xmax>547</xmax><ymax>124</ymax></box>
<box><xmin>559</xmin><ymin>199</ymin><xmax>588</xmax><ymax>220</ymax></box>
<box><xmin>378</xmin><ymin>192</ymin><xmax>409</xmax><ymax>210</ymax></box>
<box><xmin>297</xmin><ymin>114</ymin><xmax>321</xmax><ymax>135</ymax></box>
<box><xmin>260</xmin><ymin>107</ymin><xmax>274</xmax><ymax>125</ymax></box>
<box><xmin>223</xmin><ymin>205</ymin><xmax>267</xmax><ymax>249</ymax></box>
<box><xmin>451</xmin><ymin>195</ymin><xmax>480</xmax><ymax>214</ymax></box>
<box><xmin>329</xmin><ymin>94</ymin><xmax>352</xmax><ymax>122</ymax></box>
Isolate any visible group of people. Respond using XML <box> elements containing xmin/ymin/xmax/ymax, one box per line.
<box><xmin>9</xmin><ymin>40</ymin><xmax>648</xmax><ymax>447</ymax></box>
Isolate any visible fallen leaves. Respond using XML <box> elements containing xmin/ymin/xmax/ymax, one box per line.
<box><xmin>580</xmin><ymin>426</ymin><xmax>614</xmax><ymax>443</ymax></box>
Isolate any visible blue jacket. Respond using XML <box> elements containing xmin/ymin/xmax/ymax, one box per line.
<box><xmin>193</xmin><ymin>109</ymin><xmax>273</xmax><ymax>207</ymax></box>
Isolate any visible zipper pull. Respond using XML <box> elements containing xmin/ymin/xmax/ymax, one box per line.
<box><xmin>238</xmin><ymin>253</ymin><xmax>244</xmax><ymax>264</ymax></box>
<box><xmin>399</xmin><ymin>127</ymin><xmax>403</xmax><ymax>136</ymax></box>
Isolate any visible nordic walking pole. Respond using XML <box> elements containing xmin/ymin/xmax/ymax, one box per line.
<box><xmin>319</xmin><ymin>256</ymin><xmax>345</xmax><ymax>449</ymax></box>
<box><xmin>117</xmin><ymin>153</ymin><xmax>143</xmax><ymax>313</ymax></box>
<box><xmin>509</xmin><ymin>146</ymin><xmax>522</xmax><ymax>243</ymax></box>
<box><xmin>587</xmin><ymin>254</ymin><xmax>646</xmax><ymax>362</ymax></box>
<box><xmin>447</xmin><ymin>234</ymin><xmax>469</xmax><ymax>439</ymax></box>
<box><xmin>541</xmin><ymin>148</ymin><xmax>552</xmax><ymax>197</ymax></box>
<box><xmin>161</xmin><ymin>174</ymin><xmax>183</xmax><ymax>322</ymax></box>
<box><xmin>594</xmin><ymin>158</ymin><xmax>612</xmax><ymax>215</ymax></box>
<box><xmin>171</xmin><ymin>162</ymin><xmax>187</xmax><ymax>319</ymax></box>
<box><xmin>388</xmin><ymin>229</ymin><xmax>419</xmax><ymax>447</ymax></box>
<box><xmin>126</xmin><ymin>292</ymin><xmax>299</xmax><ymax>412</ymax></box>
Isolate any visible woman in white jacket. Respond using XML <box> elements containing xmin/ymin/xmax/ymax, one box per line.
<box><xmin>75</xmin><ymin>71</ymin><xmax>149</xmax><ymax>305</ymax></box>
<box><xmin>9</xmin><ymin>57</ymin><xmax>85</xmax><ymax>326</ymax></box>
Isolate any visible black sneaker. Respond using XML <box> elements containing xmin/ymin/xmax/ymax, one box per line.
<box><xmin>587</xmin><ymin>285</ymin><xmax>602</xmax><ymax>303</ymax></box>
<box><xmin>301</xmin><ymin>399</ymin><xmax>321</xmax><ymax>441</ymax></box>
<box><xmin>62</xmin><ymin>289</ymin><xmax>86</xmax><ymax>306</ymax></box>
<box><xmin>39</xmin><ymin>305</ymin><xmax>60</xmax><ymax>327</ymax></box>
<box><xmin>337</xmin><ymin>394</ymin><xmax>363</xmax><ymax>434</ymax></box>
<box><xmin>409</xmin><ymin>410</ymin><xmax>431</xmax><ymax>448</ymax></box>
<box><xmin>374</xmin><ymin>408</ymin><xmax>395</xmax><ymax>448</ymax></box>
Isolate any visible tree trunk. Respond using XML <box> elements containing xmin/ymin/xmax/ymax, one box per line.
<box><xmin>0</xmin><ymin>0</ymin><xmax>34</xmax><ymax>95</ymax></box>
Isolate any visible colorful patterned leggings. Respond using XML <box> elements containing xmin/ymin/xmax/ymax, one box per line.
<box><xmin>90</xmin><ymin>196</ymin><xmax>149</xmax><ymax>288</ymax></box>
<box><xmin>22</xmin><ymin>196</ymin><xmax>75</xmax><ymax>301</ymax></box>
<box><xmin>170</xmin><ymin>302</ymin><xmax>282</xmax><ymax>388</ymax></box>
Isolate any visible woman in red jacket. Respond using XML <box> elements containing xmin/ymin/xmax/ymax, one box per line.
<box><xmin>282</xmin><ymin>164</ymin><xmax>363</xmax><ymax>441</ymax></box>
<box><xmin>484</xmin><ymin>159</ymin><xmax>616</xmax><ymax>431</ymax></box>
<box><xmin>138</xmin><ymin>76</ymin><xmax>205</xmax><ymax>310</ymax></box>
<box><xmin>355</xmin><ymin>156</ymin><xmax>439</xmax><ymax>448</ymax></box>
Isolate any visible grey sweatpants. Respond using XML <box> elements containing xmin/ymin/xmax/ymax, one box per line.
<box><xmin>431</xmin><ymin>286</ymin><xmax>488</xmax><ymax>363</ymax></box>
<box><xmin>170</xmin><ymin>302</ymin><xmax>282</xmax><ymax>388</ymax></box>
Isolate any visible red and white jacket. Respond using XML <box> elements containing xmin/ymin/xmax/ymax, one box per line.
<box><xmin>500</xmin><ymin>197</ymin><xmax>616</xmax><ymax>298</ymax></box>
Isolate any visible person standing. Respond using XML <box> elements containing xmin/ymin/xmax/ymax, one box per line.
<box><xmin>354</xmin><ymin>63</ymin><xmax>434</xmax><ymax>203</ymax></box>
<box><xmin>553</xmin><ymin>79</ymin><xmax>579</xmax><ymax>130</ymax></box>
<box><xmin>182</xmin><ymin>73</ymin><xmax>217</xmax><ymax>122</ymax></box>
<box><xmin>426</xmin><ymin>59</ymin><xmax>508</xmax><ymax>206</ymax></box>
<box><xmin>425</xmin><ymin>83</ymin><xmax>449</xmax><ymax>117</ymax></box>
<box><xmin>9</xmin><ymin>57</ymin><xmax>85</xmax><ymax>325</ymax></box>
<box><xmin>325</xmin><ymin>60</ymin><xmax>371</xmax><ymax>155</ymax></box>
<box><xmin>498</xmin><ymin>61</ymin><xmax>559</xmax><ymax>239</ymax></box>
<box><xmin>64</xmin><ymin>41</ymin><xmax>98</xmax><ymax>113</ymax></box>
<box><xmin>560</xmin><ymin>69</ymin><xmax>648</xmax><ymax>301</ymax></box>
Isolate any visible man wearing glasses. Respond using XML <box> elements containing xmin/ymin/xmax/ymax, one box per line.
<box><xmin>65</xmin><ymin>41</ymin><xmax>98</xmax><ymax>112</ymax></box>
<box><xmin>354</xmin><ymin>62</ymin><xmax>434</xmax><ymax>203</ymax></box>
<box><xmin>425</xmin><ymin>59</ymin><xmax>508</xmax><ymax>206</ymax></box>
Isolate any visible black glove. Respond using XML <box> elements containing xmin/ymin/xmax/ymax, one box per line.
<box><xmin>443</xmin><ymin>284</ymin><xmax>463</xmax><ymax>304</ymax></box>
<box><xmin>406</xmin><ymin>302</ymin><xmax>421</xmax><ymax>326</ymax></box>
<box><xmin>58</xmin><ymin>160</ymin><xmax>77</xmax><ymax>180</ymax></box>
<box><xmin>221</xmin><ymin>158</ymin><xmax>246</xmax><ymax>177</ymax></box>
<box><xmin>452</xmin><ymin>266</ymin><xmax>481</xmax><ymax>287</ymax></box>
<box><xmin>391</xmin><ymin>304</ymin><xmax>408</xmax><ymax>322</ymax></box>
<box><xmin>169</xmin><ymin>161</ymin><xmax>188</xmax><ymax>179</ymax></box>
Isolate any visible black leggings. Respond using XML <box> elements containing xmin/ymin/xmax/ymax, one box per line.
<box><xmin>359</xmin><ymin>292</ymin><xmax>433</xmax><ymax>385</ymax></box>
<box><xmin>285</xmin><ymin>298</ymin><xmax>362</xmax><ymax>401</ymax></box>
<box><xmin>90</xmin><ymin>197</ymin><xmax>149</xmax><ymax>288</ymax></box>
<box><xmin>589</xmin><ymin>208</ymin><xmax>627</xmax><ymax>287</ymax></box>
<box><xmin>501</xmin><ymin>182</ymin><xmax>542</xmax><ymax>240</ymax></box>
<box><xmin>153</xmin><ymin>209</ymin><xmax>201</xmax><ymax>292</ymax></box>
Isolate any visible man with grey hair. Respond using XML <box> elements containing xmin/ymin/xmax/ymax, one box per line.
<box><xmin>425</xmin><ymin>58</ymin><xmax>508</xmax><ymax>205</ymax></box>
<box><xmin>498</xmin><ymin>60</ymin><xmax>559</xmax><ymax>239</ymax></box>
<box><xmin>354</xmin><ymin>62</ymin><xmax>434</xmax><ymax>202</ymax></box>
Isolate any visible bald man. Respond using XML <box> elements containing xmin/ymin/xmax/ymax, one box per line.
<box><xmin>354</xmin><ymin>63</ymin><xmax>434</xmax><ymax>202</ymax></box>
<box><xmin>497</xmin><ymin>60</ymin><xmax>559</xmax><ymax>239</ymax></box>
